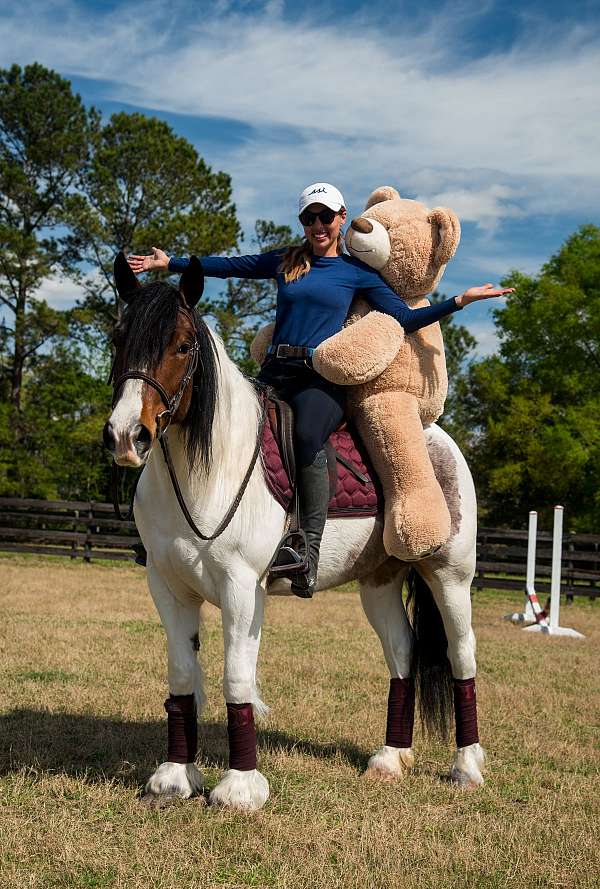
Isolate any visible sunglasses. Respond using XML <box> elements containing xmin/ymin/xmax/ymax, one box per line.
<box><xmin>299</xmin><ymin>207</ymin><xmax>338</xmax><ymax>226</ymax></box>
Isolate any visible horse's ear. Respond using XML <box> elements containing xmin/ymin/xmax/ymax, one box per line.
<box><xmin>179</xmin><ymin>256</ymin><xmax>205</xmax><ymax>308</ymax></box>
<box><xmin>113</xmin><ymin>252</ymin><xmax>140</xmax><ymax>302</ymax></box>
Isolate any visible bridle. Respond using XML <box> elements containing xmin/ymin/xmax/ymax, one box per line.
<box><xmin>111</xmin><ymin>304</ymin><xmax>201</xmax><ymax>439</ymax></box>
<box><xmin>110</xmin><ymin>302</ymin><xmax>268</xmax><ymax>541</ymax></box>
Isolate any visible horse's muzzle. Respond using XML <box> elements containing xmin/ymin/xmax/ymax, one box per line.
<box><xmin>103</xmin><ymin>420</ymin><xmax>153</xmax><ymax>466</ymax></box>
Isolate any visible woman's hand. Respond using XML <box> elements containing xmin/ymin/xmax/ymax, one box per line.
<box><xmin>127</xmin><ymin>247</ymin><xmax>170</xmax><ymax>274</ymax></box>
<box><xmin>455</xmin><ymin>284</ymin><xmax>515</xmax><ymax>308</ymax></box>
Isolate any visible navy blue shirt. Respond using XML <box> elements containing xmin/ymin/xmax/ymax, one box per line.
<box><xmin>169</xmin><ymin>250</ymin><xmax>460</xmax><ymax>349</ymax></box>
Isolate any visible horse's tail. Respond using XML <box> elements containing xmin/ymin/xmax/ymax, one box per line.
<box><xmin>406</xmin><ymin>568</ymin><xmax>453</xmax><ymax>739</ymax></box>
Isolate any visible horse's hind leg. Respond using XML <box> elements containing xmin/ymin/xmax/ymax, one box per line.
<box><xmin>359</xmin><ymin>564</ymin><xmax>416</xmax><ymax>781</ymax></box>
<box><xmin>417</xmin><ymin>559</ymin><xmax>485</xmax><ymax>788</ymax></box>
<box><xmin>143</xmin><ymin>566</ymin><xmax>204</xmax><ymax>805</ymax></box>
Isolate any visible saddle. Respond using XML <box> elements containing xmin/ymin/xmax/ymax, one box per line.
<box><xmin>260</xmin><ymin>393</ymin><xmax>381</xmax><ymax>580</ymax></box>
<box><xmin>261</xmin><ymin>394</ymin><xmax>382</xmax><ymax>519</ymax></box>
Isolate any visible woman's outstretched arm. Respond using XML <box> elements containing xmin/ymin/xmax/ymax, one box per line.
<box><xmin>127</xmin><ymin>247</ymin><xmax>282</xmax><ymax>280</ymax></box>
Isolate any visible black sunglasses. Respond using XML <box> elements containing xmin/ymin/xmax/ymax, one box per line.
<box><xmin>299</xmin><ymin>207</ymin><xmax>338</xmax><ymax>226</ymax></box>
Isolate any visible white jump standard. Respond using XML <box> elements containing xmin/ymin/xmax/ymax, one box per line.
<box><xmin>510</xmin><ymin>506</ymin><xmax>585</xmax><ymax>639</ymax></box>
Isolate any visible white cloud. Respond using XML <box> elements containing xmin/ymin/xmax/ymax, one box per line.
<box><xmin>415</xmin><ymin>185</ymin><xmax>524</xmax><ymax>231</ymax></box>
<box><xmin>1</xmin><ymin>1</ymin><xmax>598</xmax><ymax>240</ymax></box>
<box><xmin>36</xmin><ymin>276</ymin><xmax>82</xmax><ymax>310</ymax></box>
<box><xmin>1</xmin><ymin>1</ymin><xmax>598</xmax><ymax>175</ymax></box>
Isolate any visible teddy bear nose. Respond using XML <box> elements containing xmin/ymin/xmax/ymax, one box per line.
<box><xmin>351</xmin><ymin>217</ymin><xmax>374</xmax><ymax>234</ymax></box>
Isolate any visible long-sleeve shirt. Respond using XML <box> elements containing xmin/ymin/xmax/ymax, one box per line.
<box><xmin>169</xmin><ymin>249</ymin><xmax>461</xmax><ymax>350</ymax></box>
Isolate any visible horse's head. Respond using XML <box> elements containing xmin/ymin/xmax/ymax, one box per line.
<box><xmin>103</xmin><ymin>253</ymin><xmax>218</xmax><ymax>471</ymax></box>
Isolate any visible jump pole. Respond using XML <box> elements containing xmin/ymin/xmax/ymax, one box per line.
<box><xmin>505</xmin><ymin>510</ymin><xmax>539</xmax><ymax>624</ymax></box>
<box><xmin>523</xmin><ymin>506</ymin><xmax>585</xmax><ymax>638</ymax></box>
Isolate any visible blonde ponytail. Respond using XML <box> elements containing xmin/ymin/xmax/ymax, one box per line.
<box><xmin>278</xmin><ymin>232</ymin><xmax>345</xmax><ymax>284</ymax></box>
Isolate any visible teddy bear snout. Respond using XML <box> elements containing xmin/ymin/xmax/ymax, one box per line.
<box><xmin>351</xmin><ymin>217</ymin><xmax>374</xmax><ymax>234</ymax></box>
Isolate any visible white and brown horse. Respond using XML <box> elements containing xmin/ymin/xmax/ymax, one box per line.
<box><xmin>103</xmin><ymin>254</ymin><xmax>484</xmax><ymax>810</ymax></box>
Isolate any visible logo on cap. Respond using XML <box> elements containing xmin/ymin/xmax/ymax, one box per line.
<box><xmin>308</xmin><ymin>187</ymin><xmax>327</xmax><ymax>196</ymax></box>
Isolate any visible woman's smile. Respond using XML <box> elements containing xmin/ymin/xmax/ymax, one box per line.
<box><xmin>302</xmin><ymin>202</ymin><xmax>347</xmax><ymax>257</ymax></box>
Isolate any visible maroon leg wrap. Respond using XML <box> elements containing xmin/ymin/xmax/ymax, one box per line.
<box><xmin>385</xmin><ymin>677</ymin><xmax>415</xmax><ymax>748</ymax></box>
<box><xmin>227</xmin><ymin>703</ymin><xmax>257</xmax><ymax>771</ymax></box>
<box><xmin>165</xmin><ymin>694</ymin><xmax>197</xmax><ymax>764</ymax></box>
<box><xmin>453</xmin><ymin>678</ymin><xmax>479</xmax><ymax>747</ymax></box>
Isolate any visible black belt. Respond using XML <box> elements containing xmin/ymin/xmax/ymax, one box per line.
<box><xmin>267</xmin><ymin>344</ymin><xmax>315</xmax><ymax>359</ymax></box>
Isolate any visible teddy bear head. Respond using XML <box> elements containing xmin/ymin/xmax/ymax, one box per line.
<box><xmin>345</xmin><ymin>186</ymin><xmax>461</xmax><ymax>299</ymax></box>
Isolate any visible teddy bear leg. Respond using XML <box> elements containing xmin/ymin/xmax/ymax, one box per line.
<box><xmin>353</xmin><ymin>392</ymin><xmax>451</xmax><ymax>561</ymax></box>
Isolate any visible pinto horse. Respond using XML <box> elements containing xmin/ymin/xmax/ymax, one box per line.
<box><xmin>103</xmin><ymin>253</ymin><xmax>484</xmax><ymax>810</ymax></box>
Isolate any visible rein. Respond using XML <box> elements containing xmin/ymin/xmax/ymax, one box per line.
<box><xmin>111</xmin><ymin>306</ymin><xmax>268</xmax><ymax>541</ymax></box>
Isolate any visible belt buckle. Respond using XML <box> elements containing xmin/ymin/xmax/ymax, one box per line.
<box><xmin>276</xmin><ymin>343</ymin><xmax>290</xmax><ymax>358</ymax></box>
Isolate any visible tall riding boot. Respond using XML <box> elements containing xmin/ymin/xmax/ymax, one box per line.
<box><xmin>291</xmin><ymin>449</ymin><xmax>330</xmax><ymax>599</ymax></box>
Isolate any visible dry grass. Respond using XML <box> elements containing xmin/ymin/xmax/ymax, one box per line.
<box><xmin>0</xmin><ymin>554</ymin><xmax>598</xmax><ymax>889</ymax></box>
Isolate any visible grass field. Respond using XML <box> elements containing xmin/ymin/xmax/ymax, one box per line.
<box><xmin>0</xmin><ymin>554</ymin><xmax>598</xmax><ymax>889</ymax></box>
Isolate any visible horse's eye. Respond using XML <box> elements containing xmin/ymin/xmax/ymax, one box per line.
<box><xmin>177</xmin><ymin>343</ymin><xmax>191</xmax><ymax>355</ymax></box>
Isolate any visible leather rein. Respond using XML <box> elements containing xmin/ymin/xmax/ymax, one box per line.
<box><xmin>111</xmin><ymin>306</ymin><xmax>268</xmax><ymax>541</ymax></box>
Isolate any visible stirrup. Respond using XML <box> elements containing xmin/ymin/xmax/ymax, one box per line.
<box><xmin>268</xmin><ymin>530</ymin><xmax>309</xmax><ymax>578</ymax></box>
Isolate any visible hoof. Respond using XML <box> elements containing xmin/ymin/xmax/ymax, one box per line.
<box><xmin>143</xmin><ymin>761</ymin><xmax>204</xmax><ymax>804</ymax></box>
<box><xmin>363</xmin><ymin>745</ymin><xmax>414</xmax><ymax>782</ymax></box>
<box><xmin>449</xmin><ymin>743</ymin><xmax>485</xmax><ymax>789</ymax></box>
<box><xmin>209</xmin><ymin>768</ymin><xmax>269</xmax><ymax>811</ymax></box>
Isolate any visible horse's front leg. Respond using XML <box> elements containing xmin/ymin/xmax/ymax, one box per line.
<box><xmin>209</xmin><ymin>567</ymin><xmax>269</xmax><ymax>812</ymax></box>
<box><xmin>143</xmin><ymin>566</ymin><xmax>204</xmax><ymax>805</ymax></box>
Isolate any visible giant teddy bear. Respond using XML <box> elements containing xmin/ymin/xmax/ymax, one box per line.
<box><xmin>252</xmin><ymin>186</ymin><xmax>461</xmax><ymax>560</ymax></box>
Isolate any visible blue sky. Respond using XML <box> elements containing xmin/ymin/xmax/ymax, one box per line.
<box><xmin>1</xmin><ymin>0</ymin><xmax>599</xmax><ymax>355</ymax></box>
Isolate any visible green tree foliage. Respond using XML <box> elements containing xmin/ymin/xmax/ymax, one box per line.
<box><xmin>430</xmin><ymin>291</ymin><xmax>477</xmax><ymax>448</ymax></box>
<box><xmin>200</xmin><ymin>219</ymin><xmax>301</xmax><ymax>374</ymax></box>
<box><xmin>69</xmin><ymin>111</ymin><xmax>241</xmax><ymax>336</ymax></box>
<box><xmin>0</xmin><ymin>63</ymin><xmax>97</xmax><ymax>408</ymax></box>
<box><xmin>0</xmin><ymin>346</ymin><xmax>110</xmax><ymax>499</ymax></box>
<box><xmin>461</xmin><ymin>225</ymin><xmax>600</xmax><ymax>530</ymax></box>
<box><xmin>0</xmin><ymin>64</ymin><xmax>245</xmax><ymax>501</ymax></box>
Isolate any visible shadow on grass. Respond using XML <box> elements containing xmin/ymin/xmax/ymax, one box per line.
<box><xmin>0</xmin><ymin>710</ymin><xmax>368</xmax><ymax>786</ymax></box>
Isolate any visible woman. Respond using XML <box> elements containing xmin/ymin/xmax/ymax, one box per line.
<box><xmin>128</xmin><ymin>182</ymin><xmax>513</xmax><ymax>597</ymax></box>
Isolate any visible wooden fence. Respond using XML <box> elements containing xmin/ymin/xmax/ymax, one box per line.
<box><xmin>0</xmin><ymin>498</ymin><xmax>598</xmax><ymax>598</ymax></box>
<box><xmin>0</xmin><ymin>497</ymin><xmax>140</xmax><ymax>563</ymax></box>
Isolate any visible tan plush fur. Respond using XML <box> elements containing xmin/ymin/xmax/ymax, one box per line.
<box><xmin>323</xmin><ymin>187</ymin><xmax>460</xmax><ymax>559</ymax></box>
<box><xmin>312</xmin><ymin>311</ymin><xmax>404</xmax><ymax>385</ymax></box>
<box><xmin>249</xmin><ymin>186</ymin><xmax>460</xmax><ymax>559</ymax></box>
<box><xmin>250</xmin><ymin>322</ymin><xmax>275</xmax><ymax>367</ymax></box>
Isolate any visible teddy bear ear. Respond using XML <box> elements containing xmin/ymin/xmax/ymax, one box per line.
<box><xmin>364</xmin><ymin>186</ymin><xmax>401</xmax><ymax>210</ymax></box>
<box><xmin>428</xmin><ymin>208</ymin><xmax>461</xmax><ymax>265</ymax></box>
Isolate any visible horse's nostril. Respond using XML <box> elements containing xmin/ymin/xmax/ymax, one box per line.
<box><xmin>351</xmin><ymin>217</ymin><xmax>373</xmax><ymax>234</ymax></box>
<box><xmin>103</xmin><ymin>421</ymin><xmax>116</xmax><ymax>452</ymax></box>
<box><xmin>134</xmin><ymin>423</ymin><xmax>153</xmax><ymax>455</ymax></box>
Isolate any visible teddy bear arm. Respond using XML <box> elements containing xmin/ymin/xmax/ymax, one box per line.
<box><xmin>312</xmin><ymin>312</ymin><xmax>404</xmax><ymax>385</ymax></box>
<box><xmin>249</xmin><ymin>322</ymin><xmax>275</xmax><ymax>366</ymax></box>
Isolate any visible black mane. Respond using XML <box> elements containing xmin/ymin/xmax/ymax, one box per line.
<box><xmin>115</xmin><ymin>280</ymin><xmax>219</xmax><ymax>473</ymax></box>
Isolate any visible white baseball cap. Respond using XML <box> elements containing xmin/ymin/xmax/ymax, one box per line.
<box><xmin>298</xmin><ymin>182</ymin><xmax>345</xmax><ymax>215</ymax></box>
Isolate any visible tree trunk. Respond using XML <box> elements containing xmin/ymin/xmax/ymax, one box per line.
<box><xmin>10</xmin><ymin>284</ymin><xmax>26</xmax><ymax>411</ymax></box>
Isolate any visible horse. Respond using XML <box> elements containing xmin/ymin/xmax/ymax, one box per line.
<box><xmin>103</xmin><ymin>253</ymin><xmax>485</xmax><ymax>810</ymax></box>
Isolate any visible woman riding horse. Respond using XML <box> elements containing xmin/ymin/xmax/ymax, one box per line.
<box><xmin>128</xmin><ymin>182</ymin><xmax>510</xmax><ymax>597</ymax></box>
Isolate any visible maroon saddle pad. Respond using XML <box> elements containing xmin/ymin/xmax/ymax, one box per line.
<box><xmin>261</xmin><ymin>405</ymin><xmax>382</xmax><ymax>518</ymax></box>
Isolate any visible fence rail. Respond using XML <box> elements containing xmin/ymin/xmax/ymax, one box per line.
<box><xmin>1</xmin><ymin>498</ymin><xmax>599</xmax><ymax>597</ymax></box>
<box><xmin>0</xmin><ymin>497</ymin><xmax>139</xmax><ymax>563</ymax></box>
